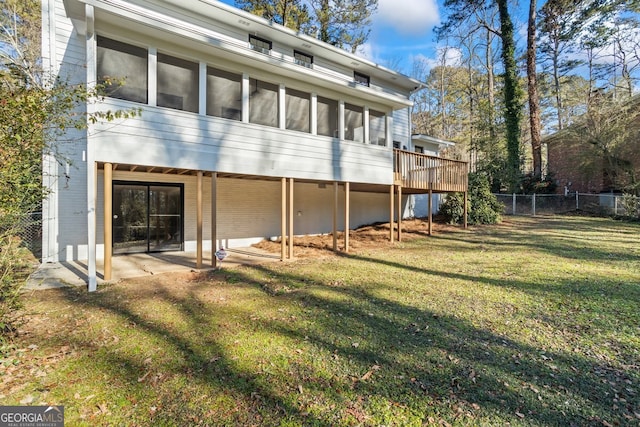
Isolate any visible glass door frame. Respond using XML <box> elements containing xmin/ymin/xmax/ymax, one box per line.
<box><xmin>112</xmin><ymin>181</ymin><xmax>184</xmax><ymax>254</ymax></box>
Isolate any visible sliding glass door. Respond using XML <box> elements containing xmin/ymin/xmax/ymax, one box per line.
<box><xmin>113</xmin><ymin>182</ymin><xmax>183</xmax><ymax>254</ymax></box>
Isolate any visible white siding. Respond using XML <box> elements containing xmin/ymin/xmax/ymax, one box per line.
<box><xmin>91</xmin><ymin>100</ymin><xmax>394</xmax><ymax>185</ymax></box>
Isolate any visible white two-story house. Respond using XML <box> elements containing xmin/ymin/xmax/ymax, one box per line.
<box><xmin>41</xmin><ymin>0</ymin><xmax>467</xmax><ymax>290</ymax></box>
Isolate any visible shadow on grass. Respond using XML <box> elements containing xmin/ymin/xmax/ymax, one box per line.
<box><xmin>432</xmin><ymin>217</ymin><xmax>640</xmax><ymax>263</ymax></box>
<box><xmin>44</xmin><ymin>216</ymin><xmax>638</xmax><ymax>425</ymax></box>
<box><xmin>230</xmin><ymin>262</ymin><xmax>638</xmax><ymax>426</ymax></box>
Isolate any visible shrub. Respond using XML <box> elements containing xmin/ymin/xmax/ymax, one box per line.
<box><xmin>619</xmin><ymin>193</ymin><xmax>640</xmax><ymax>219</ymax></box>
<box><xmin>439</xmin><ymin>172</ymin><xmax>503</xmax><ymax>225</ymax></box>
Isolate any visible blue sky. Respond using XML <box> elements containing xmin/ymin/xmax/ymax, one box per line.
<box><xmin>220</xmin><ymin>0</ymin><xmax>534</xmax><ymax>77</ymax></box>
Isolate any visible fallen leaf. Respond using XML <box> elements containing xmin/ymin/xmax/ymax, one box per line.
<box><xmin>20</xmin><ymin>395</ymin><xmax>34</xmax><ymax>404</ymax></box>
<box><xmin>361</xmin><ymin>366</ymin><xmax>382</xmax><ymax>381</ymax></box>
<box><xmin>515</xmin><ymin>411</ymin><xmax>525</xmax><ymax>418</ymax></box>
<box><xmin>138</xmin><ymin>371</ymin><xmax>151</xmax><ymax>383</ymax></box>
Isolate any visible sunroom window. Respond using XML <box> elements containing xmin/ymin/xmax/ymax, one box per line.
<box><xmin>97</xmin><ymin>36</ymin><xmax>148</xmax><ymax>104</ymax></box>
<box><xmin>285</xmin><ymin>88</ymin><xmax>310</xmax><ymax>133</ymax></box>
<box><xmin>206</xmin><ymin>67</ymin><xmax>242</xmax><ymax>121</ymax></box>
<box><xmin>344</xmin><ymin>103</ymin><xmax>364</xmax><ymax>142</ymax></box>
<box><xmin>369</xmin><ymin>109</ymin><xmax>386</xmax><ymax>146</ymax></box>
<box><xmin>157</xmin><ymin>53</ymin><xmax>199</xmax><ymax>113</ymax></box>
<box><xmin>317</xmin><ymin>96</ymin><xmax>338</xmax><ymax>137</ymax></box>
<box><xmin>249</xmin><ymin>78</ymin><xmax>278</xmax><ymax>127</ymax></box>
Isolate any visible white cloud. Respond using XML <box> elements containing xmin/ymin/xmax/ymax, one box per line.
<box><xmin>375</xmin><ymin>0</ymin><xmax>440</xmax><ymax>36</ymax></box>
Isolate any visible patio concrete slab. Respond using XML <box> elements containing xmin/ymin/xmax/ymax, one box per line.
<box><xmin>25</xmin><ymin>247</ymin><xmax>281</xmax><ymax>290</ymax></box>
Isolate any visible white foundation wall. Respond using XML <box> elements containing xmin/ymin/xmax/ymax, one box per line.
<box><xmin>61</xmin><ymin>172</ymin><xmax>405</xmax><ymax>261</ymax></box>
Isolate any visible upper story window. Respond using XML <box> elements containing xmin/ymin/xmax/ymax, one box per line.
<box><xmin>207</xmin><ymin>67</ymin><xmax>242</xmax><ymax>121</ymax></box>
<box><xmin>285</xmin><ymin>88</ymin><xmax>310</xmax><ymax>133</ymax></box>
<box><xmin>317</xmin><ymin>96</ymin><xmax>338</xmax><ymax>138</ymax></box>
<box><xmin>249</xmin><ymin>78</ymin><xmax>278</xmax><ymax>127</ymax></box>
<box><xmin>249</xmin><ymin>35</ymin><xmax>272</xmax><ymax>55</ymax></box>
<box><xmin>294</xmin><ymin>50</ymin><xmax>313</xmax><ymax>68</ymax></box>
<box><xmin>97</xmin><ymin>36</ymin><xmax>148</xmax><ymax>104</ymax></box>
<box><xmin>369</xmin><ymin>109</ymin><xmax>386</xmax><ymax>146</ymax></box>
<box><xmin>414</xmin><ymin>146</ymin><xmax>424</xmax><ymax>154</ymax></box>
<box><xmin>344</xmin><ymin>103</ymin><xmax>364</xmax><ymax>142</ymax></box>
<box><xmin>354</xmin><ymin>71</ymin><xmax>370</xmax><ymax>87</ymax></box>
<box><xmin>157</xmin><ymin>53</ymin><xmax>199</xmax><ymax>113</ymax></box>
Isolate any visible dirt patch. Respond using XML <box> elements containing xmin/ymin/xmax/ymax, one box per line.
<box><xmin>252</xmin><ymin>216</ymin><xmax>462</xmax><ymax>258</ymax></box>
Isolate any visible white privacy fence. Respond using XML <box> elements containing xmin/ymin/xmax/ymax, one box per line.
<box><xmin>494</xmin><ymin>193</ymin><xmax>640</xmax><ymax>218</ymax></box>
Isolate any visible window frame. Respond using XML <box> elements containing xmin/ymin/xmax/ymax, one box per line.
<box><xmin>249</xmin><ymin>35</ymin><xmax>272</xmax><ymax>55</ymax></box>
<box><xmin>354</xmin><ymin>71</ymin><xmax>370</xmax><ymax>87</ymax></box>
<box><xmin>293</xmin><ymin>50</ymin><xmax>313</xmax><ymax>68</ymax></box>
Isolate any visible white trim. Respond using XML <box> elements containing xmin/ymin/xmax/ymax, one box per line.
<box><xmin>148</xmin><ymin>47</ymin><xmax>157</xmax><ymax>107</ymax></box>
<box><xmin>241</xmin><ymin>73</ymin><xmax>250</xmax><ymax>123</ymax></box>
<box><xmin>310</xmin><ymin>93</ymin><xmax>318</xmax><ymax>136</ymax></box>
<box><xmin>363</xmin><ymin>106</ymin><xmax>370</xmax><ymax>145</ymax></box>
<box><xmin>199</xmin><ymin>61</ymin><xmax>207</xmax><ymax>115</ymax></box>
<box><xmin>278</xmin><ymin>84</ymin><xmax>286</xmax><ymax>129</ymax></box>
<box><xmin>338</xmin><ymin>100</ymin><xmax>345</xmax><ymax>141</ymax></box>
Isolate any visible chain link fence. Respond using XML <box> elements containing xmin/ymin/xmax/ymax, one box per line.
<box><xmin>17</xmin><ymin>211</ymin><xmax>43</xmax><ymax>260</ymax></box>
<box><xmin>494</xmin><ymin>193</ymin><xmax>640</xmax><ymax>218</ymax></box>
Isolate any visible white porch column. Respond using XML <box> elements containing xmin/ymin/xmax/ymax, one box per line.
<box><xmin>211</xmin><ymin>173</ymin><xmax>218</xmax><ymax>267</ymax></box>
<box><xmin>338</xmin><ymin>101</ymin><xmax>345</xmax><ymax>141</ymax></box>
<box><xmin>148</xmin><ymin>47</ymin><xmax>157</xmax><ymax>107</ymax></box>
<box><xmin>196</xmin><ymin>171</ymin><xmax>203</xmax><ymax>269</ymax></box>
<box><xmin>199</xmin><ymin>61</ymin><xmax>207</xmax><ymax>115</ymax></box>
<box><xmin>344</xmin><ymin>182</ymin><xmax>350</xmax><ymax>253</ymax></box>
<box><xmin>86</xmin><ymin>4</ymin><xmax>97</xmax><ymax>291</ymax></box>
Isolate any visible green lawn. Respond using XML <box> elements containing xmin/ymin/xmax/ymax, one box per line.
<box><xmin>2</xmin><ymin>216</ymin><xmax>639</xmax><ymax>426</ymax></box>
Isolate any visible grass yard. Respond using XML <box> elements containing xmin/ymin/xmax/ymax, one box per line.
<box><xmin>2</xmin><ymin>216</ymin><xmax>639</xmax><ymax>426</ymax></box>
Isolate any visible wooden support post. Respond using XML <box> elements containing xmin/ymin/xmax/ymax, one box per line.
<box><xmin>103</xmin><ymin>163</ymin><xmax>113</xmax><ymax>281</ymax></box>
<box><xmin>288</xmin><ymin>178</ymin><xmax>294</xmax><ymax>259</ymax></box>
<box><xmin>397</xmin><ymin>185</ymin><xmax>402</xmax><ymax>241</ymax></box>
<box><xmin>281</xmin><ymin>178</ymin><xmax>286</xmax><ymax>261</ymax></box>
<box><xmin>389</xmin><ymin>185</ymin><xmax>394</xmax><ymax>242</ymax></box>
<box><xmin>463</xmin><ymin>191</ymin><xmax>468</xmax><ymax>229</ymax></box>
<box><xmin>196</xmin><ymin>171</ymin><xmax>203</xmax><ymax>269</ymax></box>
<box><xmin>333</xmin><ymin>182</ymin><xmax>338</xmax><ymax>251</ymax></box>
<box><xmin>211</xmin><ymin>173</ymin><xmax>217</xmax><ymax>267</ymax></box>
<box><xmin>428</xmin><ymin>189</ymin><xmax>433</xmax><ymax>236</ymax></box>
<box><xmin>344</xmin><ymin>182</ymin><xmax>350</xmax><ymax>252</ymax></box>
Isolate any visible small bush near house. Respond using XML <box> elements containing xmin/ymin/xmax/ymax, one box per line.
<box><xmin>620</xmin><ymin>193</ymin><xmax>640</xmax><ymax>219</ymax></box>
<box><xmin>439</xmin><ymin>172</ymin><xmax>503</xmax><ymax>225</ymax></box>
<box><xmin>0</xmin><ymin>233</ymin><xmax>32</xmax><ymax>349</ymax></box>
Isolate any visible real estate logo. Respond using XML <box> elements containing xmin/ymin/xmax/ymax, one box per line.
<box><xmin>0</xmin><ymin>406</ymin><xmax>64</xmax><ymax>427</ymax></box>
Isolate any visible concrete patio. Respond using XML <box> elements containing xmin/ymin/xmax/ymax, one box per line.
<box><xmin>25</xmin><ymin>247</ymin><xmax>281</xmax><ymax>290</ymax></box>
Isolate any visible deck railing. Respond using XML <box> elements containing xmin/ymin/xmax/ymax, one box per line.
<box><xmin>393</xmin><ymin>149</ymin><xmax>468</xmax><ymax>192</ymax></box>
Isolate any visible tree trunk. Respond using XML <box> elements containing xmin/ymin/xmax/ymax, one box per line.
<box><xmin>527</xmin><ymin>0</ymin><xmax>542</xmax><ymax>179</ymax></box>
<box><xmin>497</xmin><ymin>0</ymin><xmax>523</xmax><ymax>191</ymax></box>
<box><xmin>486</xmin><ymin>28</ymin><xmax>496</xmax><ymax>139</ymax></box>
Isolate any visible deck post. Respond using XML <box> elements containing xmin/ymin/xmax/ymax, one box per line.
<box><xmin>196</xmin><ymin>171</ymin><xmax>203</xmax><ymax>269</ymax></box>
<box><xmin>288</xmin><ymin>178</ymin><xmax>294</xmax><ymax>259</ymax></box>
<box><xmin>333</xmin><ymin>181</ymin><xmax>338</xmax><ymax>251</ymax></box>
<box><xmin>428</xmin><ymin>189</ymin><xmax>433</xmax><ymax>236</ymax></box>
<box><xmin>397</xmin><ymin>185</ymin><xmax>402</xmax><ymax>241</ymax></box>
<box><xmin>389</xmin><ymin>185</ymin><xmax>394</xmax><ymax>242</ymax></box>
<box><xmin>103</xmin><ymin>163</ymin><xmax>113</xmax><ymax>281</ymax></box>
<box><xmin>211</xmin><ymin>173</ymin><xmax>217</xmax><ymax>267</ymax></box>
<box><xmin>281</xmin><ymin>178</ymin><xmax>286</xmax><ymax>261</ymax></box>
<box><xmin>344</xmin><ymin>182</ymin><xmax>350</xmax><ymax>252</ymax></box>
<box><xmin>463</xmin><ymin>191</ymin><xmax>468</xmax><ymax>229</ymax></box>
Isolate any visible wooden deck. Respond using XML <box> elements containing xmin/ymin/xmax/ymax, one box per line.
<box><xmin>393</xmin><ymin>149</ymin><xmax>468</xmax><ymax>193</ymax></box>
